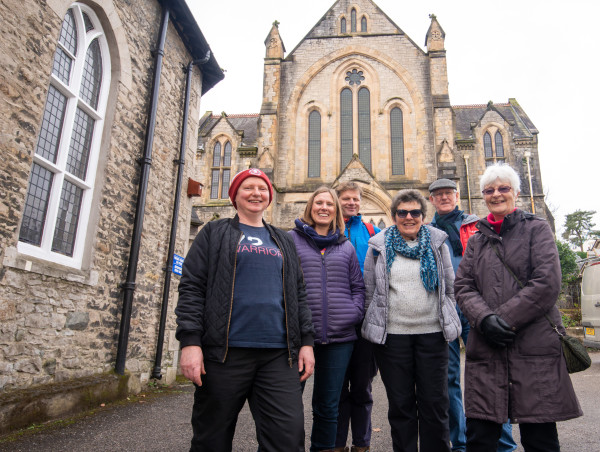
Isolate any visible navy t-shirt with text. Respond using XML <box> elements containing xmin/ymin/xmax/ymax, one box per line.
<box><xmin>228</xmin><ymin>224</ymin><xmax>287</xmax><ymax>348</ymax></box>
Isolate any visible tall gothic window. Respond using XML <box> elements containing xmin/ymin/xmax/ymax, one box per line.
<box><xmin>308</xmin><ymin>111</ymin><xmax>321</xmax><ymax>178</ymax></box>
<box><xmin>210</xmin><ymin>140</ymin><xmax>231</xmax><ymax>199</ymax></box>
<box><xmin>390</xmin><ymin>107</ymin><xmax>405</xmax><ymax>175</ymax></box>
<box><xmin>341</xmin><ymin>17</ymin><xmax>346</xmax><ymax>33</ymax></box>
<box><xmin>484</xmin><ymin>131</ymin><xmax>505</xmax><ymax>166</ymax></box>
<box><xmin>358</xmin><ymin>87</ymin><xmax>371</xmax><ymax>171</ymax></box>
<box><xmin>18</xmin><ymin>4</ymin><xmax>110</xmax><ymax>267</ymax></box>
<box><xmin>361</xmin><ymin>16</ymin><xmax>367</xmax><ymax>32</ymax></box>
<box><xmin>351</xmin><ymin>9</ymin><xmax>357</xmax><ymax>32</ymax></box>
<box><xmin>340</xmin><ymin>88</ymin><xmax>353</xmax><ymax>169</ymax></box>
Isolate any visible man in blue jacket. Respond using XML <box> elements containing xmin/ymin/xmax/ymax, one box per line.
<box><xmin>334</xmin><ymin>181</ymin><xmax>380</xmax><ymax>452</ymax></box>
<box><xmin>429</xmin><ymin>178</ymin><xmax>516</xmax><ymax>452</ymax></box>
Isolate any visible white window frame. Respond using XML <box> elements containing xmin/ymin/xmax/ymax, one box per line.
<box><xmin>18</xmin><ymin>3</ymin><xmax>111</xmax><ymax>269</ymax></box>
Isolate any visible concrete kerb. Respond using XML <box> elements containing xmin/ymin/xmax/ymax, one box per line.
<box><xmin>0</xmin><ymin>371</ymin><xmax>130</xmax><ymax>435</ymax></box>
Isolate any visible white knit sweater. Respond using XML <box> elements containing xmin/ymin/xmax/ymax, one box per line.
<box><xmin>386</xmin><ymin>242</ymin><xmax>441</xmax><ymax>335</ymax></box>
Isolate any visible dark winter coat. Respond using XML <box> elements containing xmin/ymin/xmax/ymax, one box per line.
<box><xmin>289</xmin><ymin>228</ymin><xmax>365</xmax><ymax>345</ymax></box>
<box><xmin>455</xmin><ymin>209</ymin><xmax>582</xmax><ymax>424</ymax></box>
<box><xmin>175</xmin><ymin>216</ymin><xmax>315</xmax><ymax>365</ymax></box>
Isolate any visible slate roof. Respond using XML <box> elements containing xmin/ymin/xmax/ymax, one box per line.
<box><xmin>198</xmin><ymin>114</ymin><xmax>259</xmax><ymax>148</ymax></box>
<box><xmin>453</xmin><ymin>99</ymin><xmax>538</xmax><ymax>141</ymax></box>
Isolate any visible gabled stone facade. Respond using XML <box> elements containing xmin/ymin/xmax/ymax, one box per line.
<box><xmin>0</xmin><ymin>0</ymin><xmax>222</xmax><ymax>395</ymax></box>
<box><xmin>194</xmin><ymin>0</ymin><xmax>550</xmax><ymax>230</ymax></box>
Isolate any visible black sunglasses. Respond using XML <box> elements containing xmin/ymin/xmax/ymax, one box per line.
<box><xmin>481</xmin><ymin>186</ymin><xmax>512</xmax><ymax>196</ymax></box>
<box><xmin>395</xmin><ymin>209</ymin><xmax>422</xmax><ymax>218</ymax></box>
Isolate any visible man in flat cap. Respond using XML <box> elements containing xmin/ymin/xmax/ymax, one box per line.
<box><xmin>428</xmin><ymin>178</ymin><xmax>516</xmax><ymax>452</ymax></box>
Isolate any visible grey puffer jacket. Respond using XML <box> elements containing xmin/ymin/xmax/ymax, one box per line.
<box><xmin>361</xmin><ymin>225</ymin><xmax>461</xmax><ymax>344</ymax></box>
<box><xmin>455</xmin><ymin>209</ymin><xmax>582</xmax><ymax>424</ymax></box>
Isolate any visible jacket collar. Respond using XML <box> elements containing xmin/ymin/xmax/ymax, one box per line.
<box><xmin>345</xmin><ymin>214</ymin><xmax>363</xmax><ymax>227</ymax></box>
<box><xmin>477</xmin><ymin>208</ymin><xmax>528</xmax><ymax>240</ymax></box>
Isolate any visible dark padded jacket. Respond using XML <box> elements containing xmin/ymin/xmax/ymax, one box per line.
<box><xmin>175</xmin><ymin>216</ymin><xmax>315</xmax><ymax>364</ymax></box>
<box><xmin>455</xmin><ymin>209</ymin><xmax>582</xmax><ymax>423</ymax></box>
<box><xmin>289</xmin><ymin>228</ymin><xmax>365</xmax><ymax>345</ymax></box>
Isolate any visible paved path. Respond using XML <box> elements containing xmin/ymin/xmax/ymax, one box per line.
<box><xmin>1</xmin><ymin>352</ymin><xmax>599</xmax><ymax>451</ymax></box>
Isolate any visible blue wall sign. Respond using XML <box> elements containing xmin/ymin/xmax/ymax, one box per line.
<box><xmin>172</xmin><ymin>254</ymin><xmax>184</xmax><ymax>276</ymax></box>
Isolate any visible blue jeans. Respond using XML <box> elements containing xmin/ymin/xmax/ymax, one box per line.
<box><xmin>309</xmin><ymin>342</ymin><xmax>354</xmax><ymax>452</ymax></box>
<box><xmin>449</xmin><ymin>307</ymin><xmax>516</xmax><ymax>452</ymax></box>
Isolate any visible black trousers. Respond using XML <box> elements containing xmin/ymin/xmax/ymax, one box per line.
<box><xmin>466</xmin><ymin>418</ymin><xmax>560</xmax><ymax>452</ymax></box>
<box><xmin>374</xmin><ymin>332</ymin><xmax>451</xmax><ymax>452</ymax></box>
<box><xmin>190</xmin><ymin>348</ymin><xmax>304</xmax><ymax>452</ymax></box>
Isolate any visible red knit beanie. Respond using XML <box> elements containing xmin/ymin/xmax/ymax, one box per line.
<box><xmin>228</xmin><ymin>168</ymin><xmax>273</xmax><ymax>209</ymax></box>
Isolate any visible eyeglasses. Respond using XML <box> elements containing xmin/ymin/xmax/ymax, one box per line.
<box><xmin>432</xmin><ymin>190</ymin><xmax>456</xmax><ymax>199</ymax></box>
<box><xmin>482</xmin><ymin>186</ymin><xmax>512</xmax><ymax>196</ymax></box>
<box><xmin>395</xmin><ymin>209</ymin><xmax>422</xmax><ymax>218</ymax></box>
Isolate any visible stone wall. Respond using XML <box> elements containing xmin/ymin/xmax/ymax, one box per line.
<box><xmin>0</xmin><ymin>0</ymin><xmax>203</xmax><ymax>391</ymax></box>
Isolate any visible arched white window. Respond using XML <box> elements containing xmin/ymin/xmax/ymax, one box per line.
<box><xmin>361</xmin><ymin>16</ymin><xmax>367</xmax><ymax>32</ymax></box>
<box><xmin>341</xmin><ymin>17</ymin><xmax>347</xmax><ymax>33</ymax></box>
<box><xmin>351</xmin><ymin>9</ymin><xmax>357</xmax><ymax>32</ymax></box>
<box><xmin>18</xmin><ymin>4</ymin><xmax>110</xmax><ymax>268</ymax></box>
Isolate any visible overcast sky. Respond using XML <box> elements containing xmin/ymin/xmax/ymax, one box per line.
<box><xmin>187</xmin><ymin>0</ymin><xmax>599</xmax><ymax>239</ymax></box>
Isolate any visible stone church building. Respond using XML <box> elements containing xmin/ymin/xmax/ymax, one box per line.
<box><xmin>193</xmin><ymin>0</ymin><xmax>550</xmax><ymax>230</ymax></box>
<box><xmin>0</xmin><ymin>0</ymin><xmax>222</xmax><ymax>430</ymax></box>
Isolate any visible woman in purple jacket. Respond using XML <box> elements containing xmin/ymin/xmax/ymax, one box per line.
<box><xmin>290</xmin><ymin>186</ymin><xmax>366</xmax><ymax>452</ymax></box>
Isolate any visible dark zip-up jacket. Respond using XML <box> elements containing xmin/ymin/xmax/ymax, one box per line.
<box><xmin>289</xmin><ymin>227</ymin><xmax>365</xmax><ymax>345</ymax></box>
<box><xmin>175</xmin><ymin>216</ymin><xmax>315</xmax><ymax>364</ymax></box>
<box><xmin>455</xmin><ymin>209</ymin><xmax>582</xmax><ymax>423</ymax></box>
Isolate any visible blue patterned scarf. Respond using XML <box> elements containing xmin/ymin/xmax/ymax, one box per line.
<box><xmin>385</xmin><ymin>225</ymin><xmax>438</xmax><ymax>292</ymax></box>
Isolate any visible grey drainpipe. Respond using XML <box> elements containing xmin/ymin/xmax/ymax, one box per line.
<box><xmin>152</xmin><ymin>51</ymin><xmax>211</xmax><ymax>379</ymax></box>
<box><xmin>115</xmin><ymin>6</ymin><xmax>170</xmax><ymax>375</ymax></box>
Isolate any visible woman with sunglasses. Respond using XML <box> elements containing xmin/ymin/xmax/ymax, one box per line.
<box><xmin>455</xmin><ymin>164</ymin><xmax>581</xmax><ymax>451</ymax></box>
<box><xmin>361</xmin><ymin>189</ymin><xmax>461</xmax><ymax>452</ymax></box>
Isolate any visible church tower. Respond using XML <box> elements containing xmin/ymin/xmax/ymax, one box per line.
<box><xmin>257</xmin><ymin>22</ymin><xmax>285</xmax><ymax>181</ymax></box>
<box><xmin>426</xmin><ymin>15</ymin><xmax>457</xmax><ymax>180</ymax></box>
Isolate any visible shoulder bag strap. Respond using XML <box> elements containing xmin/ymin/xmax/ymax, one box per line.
<box><xmin>489</xmin><ymin>242</ymin><xmax>561</xmax><ymax>336</ymax></box>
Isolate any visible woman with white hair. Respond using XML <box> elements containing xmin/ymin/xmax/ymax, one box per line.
<box><xmin>455</xmin><ymin>163</ymin><xmax>582</xmax><ymax>451</ymax></box>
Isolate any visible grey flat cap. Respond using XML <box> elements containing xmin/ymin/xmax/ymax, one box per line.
<box><xmin>428</xmin><ymin>178</ymin><xmax>457</xmax><ymax>192</ymax></box>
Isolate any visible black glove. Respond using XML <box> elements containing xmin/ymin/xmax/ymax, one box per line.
<box><xmin>480</xmin><ymin>314</ymin><xmax>516</xmax><ymax>348</ymax></box>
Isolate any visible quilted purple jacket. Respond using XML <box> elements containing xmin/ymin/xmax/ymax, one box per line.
<box><xmin>289</xmin><ymin>228</ymin><xmax>365</xmax><ymax>345</ymax></box>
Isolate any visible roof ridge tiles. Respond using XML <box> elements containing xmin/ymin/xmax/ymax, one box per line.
<box><xmin>211</xmin><ymin>113</ymin><xmax>259</xmax><ymax>118</ymax></box>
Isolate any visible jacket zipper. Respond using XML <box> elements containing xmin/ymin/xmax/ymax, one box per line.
<box><xmin>223</xmin><ymin>230</ymin><xmax>243</xmax><ymax>363</ymax></box>
<box><xmin>321</xmin><ymin>247</ymin><xmax>328</xmax><ymax>344</ymax></box>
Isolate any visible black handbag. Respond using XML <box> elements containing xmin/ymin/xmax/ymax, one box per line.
<box><xmin>490</xmin><ymin>242</ymin><xmax>591</xmax><ymax>374</ymax></box>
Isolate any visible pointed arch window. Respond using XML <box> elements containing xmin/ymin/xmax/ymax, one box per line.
<box><xmin>341</xmin><ymin>17</ymin><xmax>346</xmax><ymax>33</ymax></box>
<box><xmin>484</xmin><ymin>130</ymin><xmax>506</xmax><ymax>166</ymax></box>
<box><xmin>358</xmin><ymin>87</ymin><xmax>371</xmax><ymax>171</ymax></box>
<box><xmin>308</xmin><ymin>111</ymin><xmax>321</xmax><ymax>178</ymax></box>
<box><xmin>340</xmin><ymin>88</ymin><xmax>353</xmax><ymax>169</ymax></box>
<box><xmin>495</xmin><ymin>132</ymin><xmax>504</xmax><ymax>158</ymax></box>
<box><xmin>18</xmin><ymin>4</ymin><xmax>110</xmax><ymax>267</ymax></box>
<box><xmin>361</xmin><ymin>16</ymin><xmax>367</xmax><ymax>32</ymax></box>
<box><xmin>211</xmin><ymin>140</ymin><xmax>232</xmax><ymax>199</ymax></box>
<box><xmin>351</xmin><ymin>9</ymin><xmax>357</xmax><ymax>32</ymax></box>
<box><xmin>390</xmin><ymin>107</ymin><xmax>405</xmax><ymax>175</ymax></box>
<box><xmin>378</xmin><ymin>219</ymin><xmax>386</xmax><ymax>229</ymax></box>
